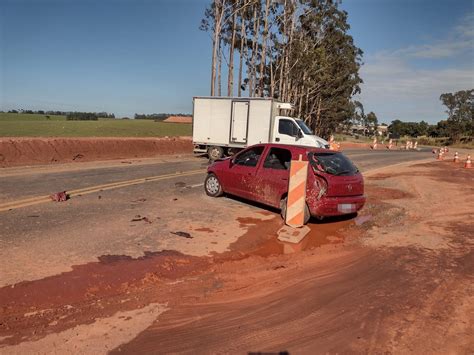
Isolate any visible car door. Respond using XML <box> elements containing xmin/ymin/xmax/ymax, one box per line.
<box><xmin>257</xmin><ymin>147</ymin><xmax>292</xmax><ymax>207</ymax></box>
<box><xmin>226</xmin><ymin>146</ymin><xmax>265</xmax><ymax>200</ymax></box>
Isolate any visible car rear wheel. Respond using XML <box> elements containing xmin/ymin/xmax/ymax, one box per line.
<box><xmin>205</xmin><ymin>173</ymin><xmax>223</xmax><ymax>197</ymax></box>
<box><xmin>280</xmin><ymin>197</ymin><xmax>311</xmax><ymax>225</ymax></box>
<box><xmin>208</xmin><ymin>146</ymin><xmax>224</xmax><ymax>161</ymax></box>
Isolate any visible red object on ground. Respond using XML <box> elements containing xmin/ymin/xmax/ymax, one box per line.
<box><xmin>205</xmin><ymin>143</ymin><xmax>365</xmax><ymax>218</ymax></box>
<box><xmin>50</xmin><ymin>191</ymin><xmax>68</xmax><ymax>202</ymax></box>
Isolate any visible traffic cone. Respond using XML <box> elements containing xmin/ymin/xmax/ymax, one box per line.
<box><xmin>371</xmin><ymin>137</ymin><xmax>377</xmax><ymax>150</ymax></box>
<box><xmin>437</xmin><ymin>149</ymin><xmax>444</xmax><ymax>160</ymax></box>
<box><xmin>453</xmin><ymin>152</ymin><xmax>459</xmax><ymax>163</ymax></box>
<box><xmin>387</xmin><ymin>138</ymin><xmax>393</xmax><ymax>150</ymax></box>
<box><xmin>465</xmin><ymin>155</ymin><xmax>472</xmax><ymax>169</ymax></box>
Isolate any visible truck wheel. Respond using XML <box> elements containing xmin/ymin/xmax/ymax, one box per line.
<box><xmin>205</xmin><ymin>173</ymin><xmax>223</xmax><ymax>197</ymax></box>
<box><xmin>208</xmin><ymin>146</ymin><xmax>224</xmax><ymax>161</ymax></box>
<box><xmin>280</xmin><ymin>197</ymin><xmax>311</xmax><ymax>224</ymax></box>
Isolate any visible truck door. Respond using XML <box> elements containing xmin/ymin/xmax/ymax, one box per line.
<box><xmin>230</xmin><ymin>101</ymin><xmax>249</xmax><ymax>144</ymax></box>
<box><xmin>274</xmin><ymin>118</ymin><xmax>300</xmax><ymax>145</ymax></box>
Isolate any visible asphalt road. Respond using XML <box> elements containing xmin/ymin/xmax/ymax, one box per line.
<box><xmin>0</xmin><ymin>148</ymin><xmax>433</xmax><ymax>287</ymax></box>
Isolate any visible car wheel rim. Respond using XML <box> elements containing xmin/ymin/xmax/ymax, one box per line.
<box><xmin>206</xmin><ymin>176</ymin><xmax>219</xmax><ymax>194</ymax></box>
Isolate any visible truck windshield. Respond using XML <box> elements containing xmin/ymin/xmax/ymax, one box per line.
<box><xmin>308</xmin><ymin>152</ymin><xmax>359</xmax><ymax>176</ymax></box>
<box><xmin>294</xmin><ymin>119</ymin><xmax>313</xmax><ymax>135</ymax></box>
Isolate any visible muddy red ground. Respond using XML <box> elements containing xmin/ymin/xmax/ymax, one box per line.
<box><xmin>0</xmin><ymin>137</ymin><xmax>193</xmax><ymax>167</ymax></box>
<box><xmin>0</xmin><ymin>161</ymin><xmax>472</xmax><ymax>353</ymax></box>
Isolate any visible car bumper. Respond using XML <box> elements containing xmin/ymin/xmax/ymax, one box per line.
<box><xmin>308</xmin><ymin>195</ymin><xmax>366</xmax><ymax>217</ymax></box>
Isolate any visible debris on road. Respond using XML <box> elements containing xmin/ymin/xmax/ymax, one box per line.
<box><xmin>72</xmin><ymin>154</ymin><xmax>84</xmax><ymax>161</ymax></box>
<box><xmin>355</xmin><ymin>215</ymin><xmax>372</xmax><ymax>226</ymax></box>
<box><xmin>131</xmin><ymin>215</ymin><xmax>152</xmax><ymax>224</ymax></box>
<box><xmin>50</xmin><ymin>191</ymin><xmax>68</xmax><ymax>202</ymax></box>
<box><xmin>175</xmin><ymin>182</ymin><xmax>186</xmax><ymax>187</ymax></box>
<box><xmin>131</xmin><ymin>198</ymin><xmax>147</xmax><ymax>203</ymax></box>
<box><xmin>121</xmin><ymin>161</ymin><xmax>133</xmax><ymax>164</ymax></box>
<box><xmin>171</xmin><ymin>231</ymin><xmax>193</xmax><ymax>239</ymax></box>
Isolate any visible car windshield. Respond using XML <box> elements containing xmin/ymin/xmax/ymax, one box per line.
<box><xmin>308</xmin><ymin>152</ymin><xmax>359</xmax><ymax>176</ymax></box>
<box><xmin>294</xmin><ymin>119</ymin><xmax>312</xmax><ymax>135</ymax></box>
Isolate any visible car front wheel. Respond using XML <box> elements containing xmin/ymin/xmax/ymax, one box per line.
<box><xmin>205</xmin><ymin>173</ymin><xmax>223</xmax><ymax>197</ymax></box>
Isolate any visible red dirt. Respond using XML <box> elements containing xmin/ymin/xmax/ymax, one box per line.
<box><xmin>0</xmin><ymin>137</ymin><xmax>193</xmax><ymax>168</ymax></box>
<box><xmin>1</xmin><ymin>161</ymin><xmax>472</xmax><ymax>353</ymax></box>
<box><xmin>163</xmin><ymin>116</ymin><xmax>193</xmax><ymax>124</ymax></box>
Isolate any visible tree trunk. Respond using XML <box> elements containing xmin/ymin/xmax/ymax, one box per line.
<box><xmin>258</xmin><ymin>0</ymin><xmax>270</xmax><ymax>97</ymax></box>
<box><xmin>217</xmin><ymin>38</ymin><xmax>222</xmax><ymax>96</ymax></box>
<box><xmin>237</xmin><ymin>1</ymin><xmax>246</xmax><ymax>97</ymax></box>
<box><xmin>227</xmin><ymin>5</ymin><xmax>238</xmax><ymax>96</ymax></box>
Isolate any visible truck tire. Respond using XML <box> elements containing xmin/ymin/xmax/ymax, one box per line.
<box><xmin>280</xmin><ymin>197</ymin><xmax>311</xmax><ymax>224</ymax></box>
<box><xmin>205</xmin><ymin>173</ymin><xmax>224</xmax><ymax>197</ymax></box>
<box><xmin>208</xmin><ymin>146</ymin><xmax>224</xmax><ymax>161</ymax></box>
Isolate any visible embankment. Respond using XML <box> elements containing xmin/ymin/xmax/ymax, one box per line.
<box><xmin>0</xmin><ymin>137</ymin><xmax>193</xmax><ymax>168</ymax></box>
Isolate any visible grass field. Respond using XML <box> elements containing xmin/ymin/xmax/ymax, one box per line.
<box><xmin>0</xmin><ymin>113</ymin><xmax>192</xmax><ymax>137</ymax></box>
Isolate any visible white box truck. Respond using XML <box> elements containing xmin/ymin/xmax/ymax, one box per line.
<box><xmin>192</xmin><ymin>97</ymin><xmax>329</xmax><ymax>160</ymax></box>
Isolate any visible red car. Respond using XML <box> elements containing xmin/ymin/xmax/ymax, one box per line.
<box><xmin>204</xmin><ymin>143</ymin><xmax>365</xmax><ymax>223</ymax></box>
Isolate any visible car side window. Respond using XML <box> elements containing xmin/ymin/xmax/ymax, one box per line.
<box><xmin>278</xmin><ymin>119</ymin><xmax>298</xmax><ymax>136</ymax></box>
<box><xmin>263</xmin><ymin>148</ymin><xmax>292</xmax><ymax>170</ymax></box>
<box><xmin>234</xmin><ymin>146</ymin><xmax>264</xmax><ymax>167</ymax></box>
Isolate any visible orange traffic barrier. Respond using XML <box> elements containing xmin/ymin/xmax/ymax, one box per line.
<box><xmin>453</xmin><ymin>152</ymin><xmax>459</xmax><ymax>163</ymax></box>
<box><xmin>437</xmin><ymin>149</ymin><xmax>444</xmax><ymax>160</ymax></box>
<box><xmin>371</xmin><ymin>137</ymin><xmax>377</xmax><ymax>150</ymax></box>
<box><xmin>286</xmin><ymin>154</ymin><xmax>309</xmax><ymax>227</ymax></box>
<box><xmin>465</xmin><ymin>155</ymin><xmax>472</xmax><ymax>169</ymax></box>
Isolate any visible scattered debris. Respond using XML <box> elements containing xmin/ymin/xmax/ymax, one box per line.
<box><xmin>50</xmin><ymin>191</ymin><xmax>68</xmax><ymax>202</ymax></box>
<box><xmin>171</xmin><ymin>231</ymin><xmax>193</xmax><ymax>239</ymax></box>
<box><xmin>121</xmin><ymin>161</ymin><xmax>132</xmax><ymax>164</ymax></box>
<box><xmin>272</xmin><ymin>265</ymin><xmax>286</xmax><ymax>270</ymax></box>
<box><xmin>72</xmin><ymin>154</ymin><xmax>84</xmax><ymax>161</ymax></box>
<box><xmin>175</xmin><ymin>182</ymin><xmax>186</xmax><ymax>188</ymax></box>
<box><xmin>172</xmin><ymin>198</ymin><xmax>178</xmax><ymax>201</ymax></box>
<box><xmin>355</xmin><ymin>215</ymin><xmax>372</xmax><ymax>226</ymax></box>
<box><xmin>98</xmin><ymin>195</ymin><xmax>102</xmax><ymax>200</ymax></box>
<box><xmin>132</xmin><ymin>198</ymin><xmax>147</xmax><ymax>203</ymax></box>
<box><xmin>131</xmin><ymin>215</ymin><xmax>152</xmax><ymax>224</ymax></box>
<box><xmin>27</xmin><ymin>215</ymin><xmax>40</xmax><ymax>218</ymax></box>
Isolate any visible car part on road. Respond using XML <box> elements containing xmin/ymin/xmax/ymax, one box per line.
<box><xmin>50</xmin><ymin>191</ymin><xmax>68</xmax><ymax>202</ymax></box>
<box><xmin>205</xmin><ymin>173</ymin><xmax>224</xmax><ymax>197</ymax></box>
<box><xmin>171</xmin><ymin>231</ymin><xmax>193</xmax><ymax>239</ymax></box>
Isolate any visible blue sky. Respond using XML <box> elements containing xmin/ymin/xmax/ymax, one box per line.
<box><xmin>0</xmin><ymin>0</ymin><xmax>473</xmax><ymax>123</ymax></box>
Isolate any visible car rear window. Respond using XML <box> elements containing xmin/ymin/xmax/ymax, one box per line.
<box><xmin>308</xmin><ymin>152</ymin><xmax>359</xmax><ymax>176</ymax></box>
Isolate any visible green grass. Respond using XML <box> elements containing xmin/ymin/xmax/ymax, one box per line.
<box><xmin>0</xmin><ymin>113</ymin><xmax>192</xmax><ymax>137</ymax></box>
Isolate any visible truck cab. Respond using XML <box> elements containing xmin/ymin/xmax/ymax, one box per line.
<box><xmin>273</xmin><ymin>116</ymin><xmax>329</xmax><ymax>149</ymax></box>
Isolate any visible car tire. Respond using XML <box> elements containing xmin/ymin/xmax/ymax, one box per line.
<box><xmin>280</xmin><ymin>197</ymin><xmax>311</xmax><ymax>224</ymax></box>
<box><xmin>208</xmin><ymin>146</ymin><xmax>224</xmax><ymax>161</ymax></box>
<box><xmin>205</xmin><ymin>173</ymin><xmax>224</xmax><ymax>197</ymax></box>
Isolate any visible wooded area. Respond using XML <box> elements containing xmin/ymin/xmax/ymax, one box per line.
<box><xmin>200</xmin><ymin>0</ymin><xmax>363</xmax><ymax>137</ymax></box>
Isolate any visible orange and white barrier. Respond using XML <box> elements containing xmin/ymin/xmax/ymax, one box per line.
<box><xmin>286</xmin><ymin>155</ymin><xmax>309</xmax><ymax>227</ymax></box>
<box><xmin>453</xmin><ymin>152</ymin><xmax>459</xmax><ymax>163</ymax></box>
<box><xmin>437</xmin><ymin>149</ymin><xmax>444</xmax><ymax>160</ymax></box>
<box><xmin>465</xmin><ymin>155</ymin><xmax>472</xmax><ymax>169</ymax></box>
<box><xmin>387</xmin><ymin>139</ymin><xmax>393</xmax><ymax>150</ymax></box>
<box><xmin>328</xmin><ymin>135</ymin><xmax>341</xmax><ymax>151</ymax></box>
<box><xmin>371</xmin><ymin>137</ymin><xmax>377</xmax><ymax>150</ymax></box>
<box><xmin>413</xmin><ymin>141</ymin><xmax>418</xmax><ymax>150</ymax></box>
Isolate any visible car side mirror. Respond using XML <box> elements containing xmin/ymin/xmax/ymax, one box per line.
<box><xmin>297</xmin><ymin>130</ymin><xmax>303</xmax><ymax>139</ymax></box>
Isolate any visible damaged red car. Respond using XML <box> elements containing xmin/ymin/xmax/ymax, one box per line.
<box><xmin>204</xmin><ymin>143</ymin><xmax>365</xmax><ymax>223</ymax></box>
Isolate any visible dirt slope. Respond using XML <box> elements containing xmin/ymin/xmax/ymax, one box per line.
<box><xmin>0</xmin><ymin>137</ymin><xmax>193</xmax><ymax>167</ymax></box>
